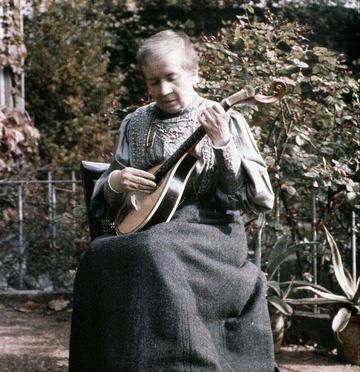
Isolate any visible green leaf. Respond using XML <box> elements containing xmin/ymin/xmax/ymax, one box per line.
<box><xmin>332</xmin><ymin>307</ymin><xmax>352</xmax><ymax>333</ymax></box>
<box><xmin>267</xmin><ymin>281</ymin><xmax>281</xmax><ymax>297</ymax></box>
<box><xmin>295</xmin><ymin>286</ymin><xmax>351</xmax><ymax>304</ymax></box>
<box><xmin>304</xmin><ymin>171</ymin><xmax>318</xmax><ymax>178</ymax></box>
<box><xmin>266</xmin><ymin>240</ymin><xmax>318</xmax><ymax>280</ymax></box>
<box><xmin>344</xmin><ymin>267</ymin><xmax>358</xmax><ymax>294</ymax></box>
<box><xmin>241</xmin><ymin>4</ymin><xmax>254</xmax><ymax>14</ymax></box>
<box><xmin>283</xmin><ymin>277</ymin><xmax>296</xmax><ymax>299</ymax></box>
<box><xmin>324</xmin><ymin>226</ymin><xmax>355</xmax><ymax>299</ymax></box>
<box><xmin>268</xmin><ymin>296</ymin><xmax>293</xmax><ymax>316</ymax></box>
<box><xmin>353</xmin><ymin>276</ymin><xmax>360</xmax><ymax>304</ymax></box>
<box><xmin>284</xmin><ymin>281</ymin><xmax>333</xmax><ymax>294</ymax></box>
<box><xmin>265</xmin><ymin>236</ymin><xmax>289</xmax><ymax>279</ymax></box>
<box><xmin>292</xmin><ymin>59</ymin><xmax>309</xmax><ymax>68</ymax></box>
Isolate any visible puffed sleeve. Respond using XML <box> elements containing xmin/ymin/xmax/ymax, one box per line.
<box><xmin>213</xmin><ymin>111</ymin><xmax>274</xmax><ymax>213</ymax></box>
<box><xmin>90</xmin><ymin>114</ymin><xmax>132</xmax><ymax>218</ymax></box>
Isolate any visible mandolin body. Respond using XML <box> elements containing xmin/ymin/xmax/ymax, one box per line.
<box><xmin>115</xmin><ymin>152</ymin><xmax>198</xmax><ymax>236</ymax></box>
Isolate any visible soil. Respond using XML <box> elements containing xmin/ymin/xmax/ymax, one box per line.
<box><xmin>0</xmin><ymin>298</ymin><xmax>359</xmax><ymax>372</ymax></box>
<box><xmin>0</xmin><ymin>299</ymin><xmax>70</xmax><ymax>372</ymax></box>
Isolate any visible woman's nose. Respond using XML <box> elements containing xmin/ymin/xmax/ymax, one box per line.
<box><xmin>159</xmin><ymin>81</ymin><xmax>173</xmax><ymax>96</ymax></box>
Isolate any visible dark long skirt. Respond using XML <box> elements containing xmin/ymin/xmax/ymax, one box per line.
<box><xmin>69</xmin><ymin>204</ymin><xmax>275</xmax><ymax>371</ymax></box>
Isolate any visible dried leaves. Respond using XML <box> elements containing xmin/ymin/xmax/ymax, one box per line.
<box><xmin>0</xmin><ymin>106</ymin><xmax>40</xmax><ymax>177</ymax></box>
<box><xmin>0</xmin><ymin>1</ymin><xmax>27</xmax><ymax>79</ymax></box>
<box><xmin>47</xmin><ymin>297</ymin><xmax>70</xmax><ymax>312</ymax></box>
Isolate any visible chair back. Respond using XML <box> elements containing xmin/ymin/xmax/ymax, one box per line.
<box><xmin>80</xmin><ymin>160</ymin><xmax>110</xmax><ymax>240</ymax></box>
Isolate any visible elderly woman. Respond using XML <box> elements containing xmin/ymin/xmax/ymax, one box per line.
<box><xmin>69</xmin><ymin>30</ymin><xmax>277</xmax><ymax>371</ymax></box>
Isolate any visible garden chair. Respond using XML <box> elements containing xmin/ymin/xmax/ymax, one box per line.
<box><xmin>80</xmin><ymin>160</ymin><xmax>110</xmax><ymax>240</ymax></box>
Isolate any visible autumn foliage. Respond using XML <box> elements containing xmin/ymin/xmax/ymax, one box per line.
<box><xmin>0</xmin><ymin>107</ymin><xmax>39</xmax><ymax>175</ymax></box>
<box><xmin>0</xmin><ymin>0</ymin><xmax>39</xmax><ymax>177</ymax></box>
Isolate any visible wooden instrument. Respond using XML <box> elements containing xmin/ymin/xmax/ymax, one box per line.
<box><xmin>115</xmin><ymin>80</ymin><xmax>286</xmax><ymax>236</ymax></box>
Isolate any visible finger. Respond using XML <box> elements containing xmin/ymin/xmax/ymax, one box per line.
<box><xmin>198</xmin><ymin>112</ymin><xmax>206</xmax><ymax>123</ymax></box>
<box><xmin>130</xmin><ymin>176</ymin><xmax>157</xmax><ymax>189</ymax></box>
<box><xmin>128</xmin><ymin>168</ymin><xmax>156</xmax><ymax>180</ymax></box>
<box><xmin>139</xmin><ymin>184</ymin><xmax>156</xmax><ymax>194</ymax></box>
<box><xmin>126</xmin><ymin>181</ymin><xmax>155</xmax><ymax>193</ymax></box>
<box><xmin>201</xmin><ymin>109</ymin><xmax>215</xmax><ymax>123</ymax></box>
<box><xmin>212</xmin><ymin>102</ymin><xmax>226</xmax><ymax>115</ymax></box>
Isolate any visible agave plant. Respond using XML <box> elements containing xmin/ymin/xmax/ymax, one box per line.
<box><xmin>286</xmin><ymin>226</ymin><xmax>360</xmax><ymax>333</ymax></box>
<box><xmin>264</xmin><ymin>236</ymin><xmax>319</xmax><ymax>316</ymax></box>
<box><xmin>267</xmin><ymin>278</ymin><xmax>294</xmax><ymax>316</ymax></box>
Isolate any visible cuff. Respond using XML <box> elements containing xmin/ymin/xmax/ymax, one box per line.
<box><xmin>107</xmin><ymin>170</ymin><xmax>122</xmax><ymax>194</ymax></box>
<box><xmin>210</xmin><ymin>137</ymin><xmax>231</xmax><ymax>150</ymax></box>
<box><xmin>212</xmin><ymin>136</ymin><xmax>242</xmax><ymax>194</ymax></box>
<box><xmin>212</xmin><ymin>136</ymin><xmax>241</xmax><ymax>175</ymax></box>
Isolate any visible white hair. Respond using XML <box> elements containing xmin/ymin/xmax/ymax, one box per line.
<box><xmin>136</xmin><ymin>30</ymin><xmax>198</xmax><ymax>72</ymax></box>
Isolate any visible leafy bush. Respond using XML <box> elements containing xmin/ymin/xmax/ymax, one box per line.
<box><xmin>197</xmin><ymin>6</ymin><xmax>359</xmax><ymax>247</ymax></box>
<box><xmin>18</xmin><ymin>2</ymin><xmax>359</xmax><ymax>289</ymax></box>
<box><xmin>25</xmin><ymin>1</ymin><xmax>123</xmax><ymax>166</ymax></box>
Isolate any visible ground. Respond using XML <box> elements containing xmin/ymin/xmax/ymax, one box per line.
<box><xmin>0</xmin><ymin>298</ymin><xmax>359</xmax><ymax>372</ymax></box>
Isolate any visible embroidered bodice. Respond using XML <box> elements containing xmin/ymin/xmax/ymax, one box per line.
<box><xmin>93</xmin><ymin>94</ymin><xmax>274</xmax><ymax>214</ymax></box>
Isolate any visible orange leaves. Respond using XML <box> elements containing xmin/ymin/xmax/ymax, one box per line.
<box><xmin>0</xmin><ymin>106</ymin><xmax>40</xmax><ymax>176</ymax></box>
<box><xmin>0</xmin><ymin>1</ymin><xmax>27</xmax><ymax>76</ymax></box>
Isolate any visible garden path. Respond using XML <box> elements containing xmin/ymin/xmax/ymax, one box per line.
<box><xmin>0</xmin><ymin>299</ymin><xmax>358</xmax><ymax>371</ymax></box>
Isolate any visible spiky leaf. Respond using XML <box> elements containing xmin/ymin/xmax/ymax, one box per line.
<box><xmin>268</xmin><ymin>296</ymin><xmax>293</xmax><ymax>316</ymax></box>
<box><xmin>282</xmin><ymin>281</ymin><xmax>333</xmax><ymax>294</ymax></box>
<box><xmin>266</xmin><ymin>240</ymin><xmax>318</xmax><ymax>280</ymax></box>
<box><xmin>295</xmin><ymin>286</ymin><xmax>351</xmax><ymax>304</ymax></box>
<box><xmin>324</xmin><ymin>226</ymin><xmax>355</xmax><ymax>299</ymax></box>
<box><xmin>267</xmin><ymin>281</ymin><xmax>281</xmax><ymax>297</ymax></box>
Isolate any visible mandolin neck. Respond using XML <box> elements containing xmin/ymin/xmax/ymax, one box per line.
<box><xmin>154</xmin><ymin>125</ymin><xmax>206</xmax><ymax>184</ymax></box>
<box><xmin>153</xmin><ymin>82</ymin><xmax>286</xmax><ymax>184</ymax></box>
<box><xmin>153</xmin><ymin>93</ymin><xmax>243</xmax><ymax>184</ymax></box>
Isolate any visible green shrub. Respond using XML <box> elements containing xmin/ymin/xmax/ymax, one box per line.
<box><xmin>25</xmin><ymin>2</ymin><xmax>123</xmax><ymax>166</ymax></box>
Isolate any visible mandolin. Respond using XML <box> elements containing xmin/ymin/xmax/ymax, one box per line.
<box><xmin>115</xmin><ymin>80</ymin><xmax>286</xmax><ymax>236</ymax></box>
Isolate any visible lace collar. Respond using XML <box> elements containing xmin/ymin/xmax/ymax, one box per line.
<box><xmin>152</xmin><ymin>94</ymin><xmax>203</xmax><ymax>119</ymax></box>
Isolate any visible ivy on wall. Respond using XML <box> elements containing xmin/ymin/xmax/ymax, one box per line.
<box><xmin>0</xmin><ymin>0</ymin><xmax>26</xmax><ymax>82</ymax></box>
<box><xmin>0</xmin><ymin>0</ymin><xmax>39</xmax><ymax>177</ymax></box>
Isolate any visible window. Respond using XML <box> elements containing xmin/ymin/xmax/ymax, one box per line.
<box><xmin>0</xmin><ymin>5</ymin><xmax>14</xmax><ymax>108</ymax></box>
<box><xmin>0</xmin><ymin>67</ymin><xmax>14</xmax><ymax>107</ymax></box>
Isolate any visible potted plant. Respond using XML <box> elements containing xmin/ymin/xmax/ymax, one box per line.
<box><xmin>286</xmin><ymin>226</ymin><xmax>360</xmax><ymax>365</ymax></box>
<box><xmin>263</xmin><ymin>236</ymin><xmax>318</xmax><ymax>352</ymax></box>
<box><xmin>267</xmin><ymin>279</ymin><xmax>293</xmax><ymax>353</ymax></box>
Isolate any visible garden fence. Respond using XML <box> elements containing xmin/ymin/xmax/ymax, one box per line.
<box><xmin>0</xmin><ymin>169</ymin><xmax>358</xmax><ymax>314</ymax></box>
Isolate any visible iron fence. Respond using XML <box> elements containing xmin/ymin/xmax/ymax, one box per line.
<box><xmin>0</xmin><ymin>169</ymin><xmax>358</xmax><ymax>306</ymax></box>
<box><xmin>0</xmin><ymin>169</ymin><xmax>84</xmax><ymax>291</ymax></box>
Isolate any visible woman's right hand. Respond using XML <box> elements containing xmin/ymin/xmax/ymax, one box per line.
<box><xmin>109</xmin><ymin>168</ymin><xmax>157</xmax><ymax>194</ymax></box>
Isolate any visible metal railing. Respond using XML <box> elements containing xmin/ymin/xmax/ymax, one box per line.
<box><xmin>0</xmin><ymin>169</ymin><xmax>83</xmax><ymax>290</ymax></box>
<box><xmin>0</xmin><ymin>170</ymin><xmax>358</xmax><ymax>301</ymax></box>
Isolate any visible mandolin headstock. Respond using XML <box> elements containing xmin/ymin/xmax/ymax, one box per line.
<box><xmin>220</xmin><ymin>79</ymin><xmax>287</xmax><ymax>111</ymax></box>
<box><xmin>220</xmin><ymin>86</ymin><xmax>255</xmax><ymax>111</ymax></box>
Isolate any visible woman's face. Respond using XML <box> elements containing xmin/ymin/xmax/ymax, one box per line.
<box><xmin>142</xmin><ymin>50</ymin><xmax>197</xmax><ymax>114</ymax></box>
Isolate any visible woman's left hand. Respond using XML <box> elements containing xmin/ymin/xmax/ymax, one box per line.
<box><xmin>199</xmin><ymin>103</ymin><xmax>230</xmax><ymax>147</ymax></box>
